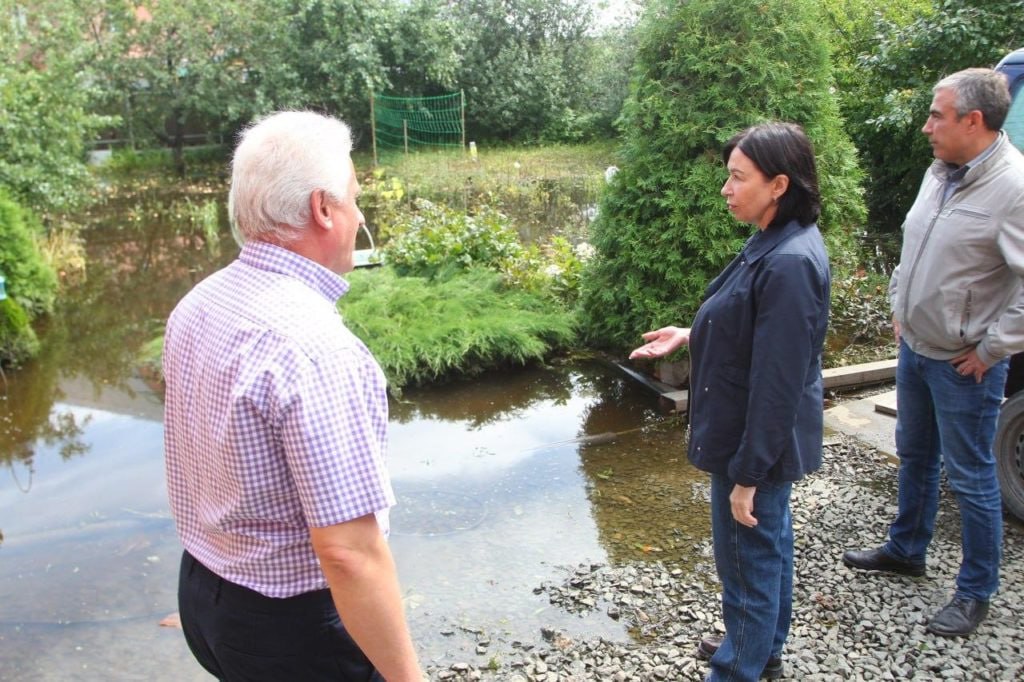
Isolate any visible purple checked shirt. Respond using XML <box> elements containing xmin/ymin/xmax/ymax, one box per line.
<box><xmin>163</xmin><ymin>241</ymin><xmax>394</xmax><ymax>598</ymax></box>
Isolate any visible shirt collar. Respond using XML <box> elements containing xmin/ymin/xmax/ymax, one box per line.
<box><xmin>239</xmin><ymin>241</ymin><xmax>350</xmax><ymax>302</ymax></box>
<box><xmin>939</xmin><ymin>130</ymin><xmax>1005</xmax><ymax>182</ymax></box>
<box><xmin>742</xmin><ymin>219</ymin><xmax>806</xmax><ymax>263</ymax></box>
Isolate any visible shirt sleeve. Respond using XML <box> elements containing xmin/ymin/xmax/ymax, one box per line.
<box><xmin>279</xmin><ymin>344</ymin><xmax>395</xmax><ymax>528</ymax></box>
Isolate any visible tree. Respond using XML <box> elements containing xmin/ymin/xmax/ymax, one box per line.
<box><xmin>578</xmin><ymin>0</ymin><xmax>865</xmax><ymax>352</ymax></box>
<box><xmin>846</xmin><ymin>0</ymin><xmax>1024</xmax><ymax>234</ymax></box>
<box><xmin>443</xmin><ymin>0</ymin><xmax>598</xmax><ymax>142</ymax></box>
<box><xmin>85</xmin><ymin>0</ymin><xmax>278</xmax><ymax>176</ymax></box>
<box><xmin>0</xmin><ymin>0</ymin><xmax>113</xmax><ymax>214</ymax></box>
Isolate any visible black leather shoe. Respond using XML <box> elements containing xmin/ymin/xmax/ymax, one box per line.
<box><xmin>842</xmin><ymin>547</ymin><xmax>926</xmax><ymax>577</ymax></box>
<box><xmin>695</xmin><ymin>634</ymin><xmax>784</xmax><ymax>679</ymax></box>
<box><xmin>926</xmin><ymin>596</ymin><xmax>990</xmax><ymax>637</ymax></box>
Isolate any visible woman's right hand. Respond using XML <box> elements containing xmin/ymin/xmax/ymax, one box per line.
<box><xmin>628</xmin><ymin>326</ymin><xmax>691</xmax><ymax>360</ymax></box>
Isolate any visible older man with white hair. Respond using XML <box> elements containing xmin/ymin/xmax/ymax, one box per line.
<box><xmin>163</xmin><ymin>111</ymin><xmax>422</xmax><ymax>681</ymax></box>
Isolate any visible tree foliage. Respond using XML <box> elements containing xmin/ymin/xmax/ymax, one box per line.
<box><xmin>0</xmin><ymin>0</ymin><xmax>113</xmax><ymax>214</ymax></box>
<box><xmin>441</xmin><ymin>0</ymin><xmax>623</xmax><ymax>142</ymax></box>
<box><xmin>843</xmin><ymin>0</ymin><xmax>1024</xmax><ymax>233</ymax></box>
<box><xmin>0</xmin><ymin>190</ymin><xmax>57</xmax><ymax>363</ymax></box>
<box><xmin>578</xmin><ymin>0</ymin><xmax>865</xmax><ymax>352</ymax></box>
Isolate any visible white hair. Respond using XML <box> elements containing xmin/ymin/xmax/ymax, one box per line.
<box><xmin>228</xmin><ymin>111</ymin><xmax>354</xmax><ymax>244</ymax></box>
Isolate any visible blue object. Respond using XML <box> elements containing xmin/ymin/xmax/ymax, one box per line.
<box><xmin>0</xmin><ymin>274</ymin><xmax>6</xmax><ymax>301</ymax></box>
<box><xmin>996</xmin><ymin>48</ymin><xmax>1024</xmax><ymax>152</ymax></box>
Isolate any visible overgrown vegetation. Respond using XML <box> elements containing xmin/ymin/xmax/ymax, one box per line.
<box><xmin>13</xmin><ymin>0</ymin><xmax>1013</xmax><ymax>381</ymax></box>
<box><xmin>826</xmin><ymin>270</ymin><xmax>897</xmax><ymax>367</ymax></box>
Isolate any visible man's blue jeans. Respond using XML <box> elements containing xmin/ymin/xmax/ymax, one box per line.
<box><xmin>707</xmin><ymin>473</ymin><xmax>793</xmax><ymax>682</ymax></box>
<box><xmin>884</xmin><ymin>340</ymin><xmax>1007</xmax><ymax>601</ymax></box>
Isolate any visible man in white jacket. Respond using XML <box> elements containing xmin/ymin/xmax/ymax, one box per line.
<box><xmin>843</xmin><ymin>68</ymin><xmax>1024</xmax><ymax>637</ymax></box>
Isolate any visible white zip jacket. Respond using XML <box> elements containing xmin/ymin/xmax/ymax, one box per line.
<box><xmin>889</xmin><ymin>131</ymin><xmax>1024</xmax><ymax>366</ymax></box>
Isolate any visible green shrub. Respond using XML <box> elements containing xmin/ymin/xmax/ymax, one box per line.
<box><xmin>578</xmin><ymin>0</ymin><xmax>866</xmax><ymax>353</ymax></box>
<box><xmin>0</xmin><ymin>297</ymin><xmax>40</xmax><ymax>366</ymax></box>
<box><xmin>826</xmin><ymin>269</ymin><xmax>897</xmax><ymax>367</ymax></box>
<box><xmin>0</xmin><ymin>191</ymin><xmax>58</xmax><ymax>319</ymax></box>
<box><xmin>383</xmin><ymin>199</ymin><xmax>524</xmax><ymax>277</ymax></box>
<box><xmin>340</xmin><ymin>267</ymin><xmax>576</xmax><ymax>392</ymax></box>
<box><xmin>501</xmin><ymin>236</ymin><xmax>593</xmax><ymax>304</ymax></box>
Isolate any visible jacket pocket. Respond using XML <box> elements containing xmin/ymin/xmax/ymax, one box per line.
<box><xmin>947</xmin><ymin>204</ymin><xmax>992</xmax><ymax>221</ymax></box>
<box><xmin>960</xmin><ymin>289</ymin><xmax>973</xmax><ymax>341</ymax></box>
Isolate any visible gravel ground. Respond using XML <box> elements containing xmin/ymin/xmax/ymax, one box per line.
<box><xmin>426</xmin><ymin>434</ymin><xmax>1024</xmax><ymax>681</ymax></box>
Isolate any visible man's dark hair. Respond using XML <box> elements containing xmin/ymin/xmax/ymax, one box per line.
<box><xmin>722</xmin><ymin>122</ymin><xmax>821</xmax><ymax>228</ymax></box>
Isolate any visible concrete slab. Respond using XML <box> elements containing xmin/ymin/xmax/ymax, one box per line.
<box><xmin>824</xmin><ymin>392</ymin><xmax>898</xmax><ymax>462</ymax></box>
<box><xmin>823</xmin><ymin>358</ymin><xmax>897</xmax><ymax>390</ymax></box>
<box><xmin>873</xmin><ymin>390</ymin><xmax>898</xmax><ymax>416</ymax></box>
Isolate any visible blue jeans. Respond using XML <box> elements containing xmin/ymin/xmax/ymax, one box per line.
<box><xmin>707</xmin><ymin>473</ymin><xmax>793</xmax><ymax>682</ymax></box>
<box><xmin>884</xmin><ymin>340</ymin><xmax>1007</xmax><ymax>601</ymax></box>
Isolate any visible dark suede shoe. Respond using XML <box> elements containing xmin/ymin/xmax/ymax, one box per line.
<box><xmin>695</xmin><ymin>634</ymin><xmax>784</xmax><ymax>679</ymax></box>
<box><xmin>926</xmin><ymin>596</ymin><xmax>990</xmax><ymax>637</ymax></box>
<box><xmin>842</xmin><ymin>547</ymin><xmax>926</xmax><ymax>577</ymax></box>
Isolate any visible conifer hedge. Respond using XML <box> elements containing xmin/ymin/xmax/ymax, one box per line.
<box><xmin>579</xmin><ymin>0</ymin><xmax>865</xmax><ymax>352</ymax></box>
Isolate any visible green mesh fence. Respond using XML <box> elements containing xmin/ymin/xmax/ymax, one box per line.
<box><xmin>372</xmin><ymin>91</ymin><xmax>465</xmax><ymax>156</ymax></box>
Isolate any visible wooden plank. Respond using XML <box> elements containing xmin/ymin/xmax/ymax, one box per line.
<box><xmin>822</xmin><ymin>359</ymin><xmax>897</xmax><ymax>390</ymax></box>
<box><xmin>872</xmin><ymin>390</ymin><xmax>898</xmax><ymax>416</ymax></box>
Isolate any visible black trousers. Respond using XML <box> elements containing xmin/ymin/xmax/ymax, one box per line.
<box><xmin>178</xmin><ymin>551</ymin><xmax>383</xmax><ymax>682</ymax></box>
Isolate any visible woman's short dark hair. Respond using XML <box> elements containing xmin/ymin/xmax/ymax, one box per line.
<box><xmin>722</xmin><ymin>122</ymin><xmax>821</xmax><ymax>228</ymax></box>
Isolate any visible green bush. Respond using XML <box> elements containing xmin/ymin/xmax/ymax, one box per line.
<box><xmin>501</xmin><ymin>236</ymin><xmax>592</xmax><ymax>304</ymax></box>
<box><xmin>383</xmin><ymin>199</ymin><xmax>524</xmax><ymax>277</ymax></box>
<box><xmin>0</xmin><ymin>297</ymin><xmax>40</xmax><ymax>366</ymax></box>
<box><xmin>0</xmin><ymin>191</ymin><xmax>58</xmax><ymax>319</ymax></box>
<box><xmin>340</xmin><ymin>267</ymin><xmax>576</xmax><ymax>392</ymax></box>
<box><xmin>578</xmin><ymin>0</ymin><xmax>866</xmax><ymax>353</ymax></box>
<box><xmin>826</xmin><ymin>269</ymin><xmax>897</xmax><ymax>367</ymax></box>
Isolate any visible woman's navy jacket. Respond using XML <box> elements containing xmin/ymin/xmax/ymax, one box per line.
<box><xmin>687</xmin><ymin>220</ymin><xmax>831</xmax><ymax>486</ymax></box>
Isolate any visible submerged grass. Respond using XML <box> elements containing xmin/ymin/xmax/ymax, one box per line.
<box><xmin>340</xmin><ymin>267</ymin><xmax>576</xmax><ymax>392</ymax></box>
<box><xmin>356</xmin><ymin>142</ymin><xmax>618</xmax><ymax>242</ymax></box>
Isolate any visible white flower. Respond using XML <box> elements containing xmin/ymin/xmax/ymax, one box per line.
<box><xmin>574</xmin><ymin>242</ymin><xmax>596</xmax><ymax>260</ymax></box>
<box><xmin>543</xmin><ymin>264</ymin><xmax>562</xmax><ymax>278</ymax></box>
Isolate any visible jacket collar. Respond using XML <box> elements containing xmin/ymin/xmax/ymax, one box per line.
<box><xmin>742</xmin><ymin>219</ymin><xmax>806</xmax><ymax>264</ymax></box>
<box><xmin>930</xmin><ymin>130</ymin><xmax>1008</xmax><ymax>187</ymax></box>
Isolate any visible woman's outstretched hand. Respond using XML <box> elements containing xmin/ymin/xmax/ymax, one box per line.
<box><xmin>628</xmin><ymin>326</ymin><xmax>691</xmax><ymax>360</ymax></box>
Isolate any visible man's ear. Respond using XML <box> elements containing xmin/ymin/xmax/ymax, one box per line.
<box><xmin>965</xmin><ymin>109</ymin><xmax>986</xmax><ymax>132</ymax></box>
<box><xmin>310</xmin><ymin>189</ymin><xmax>333</xmax><ymax>230</ymax></box>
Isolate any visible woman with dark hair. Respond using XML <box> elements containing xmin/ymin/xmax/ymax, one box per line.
<box><xmin>630</xmin><ymin>122</ymin><xmax>831</xmax><ymax>681</ymax></box>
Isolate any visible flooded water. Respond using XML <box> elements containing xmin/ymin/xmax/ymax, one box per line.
<box><xmin>0</xmin><ymin>196</ymin><xmax>712</xmax><ymax>679</ymax></box>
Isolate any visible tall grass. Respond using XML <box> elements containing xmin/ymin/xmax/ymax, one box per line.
<box><xmin>340</xmin><ymin>267</ymin><xmax>576</xmax><ymax>392</ymax></box>
<box><xmin>356</xmin><ymin>142</ymin><xmax>618</xmax><ymax>243</ymax></box>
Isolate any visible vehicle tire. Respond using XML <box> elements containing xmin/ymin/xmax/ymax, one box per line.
<box><xmin>995</xmin><ymin>392</ymin><xmax>1024</xmax><ymax>522</ymax></box>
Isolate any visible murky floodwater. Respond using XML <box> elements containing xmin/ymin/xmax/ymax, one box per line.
<box><xmin>0</xmin><ymin>194</ymin><xmax>712</xmax><ymax>679</ymax></box>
